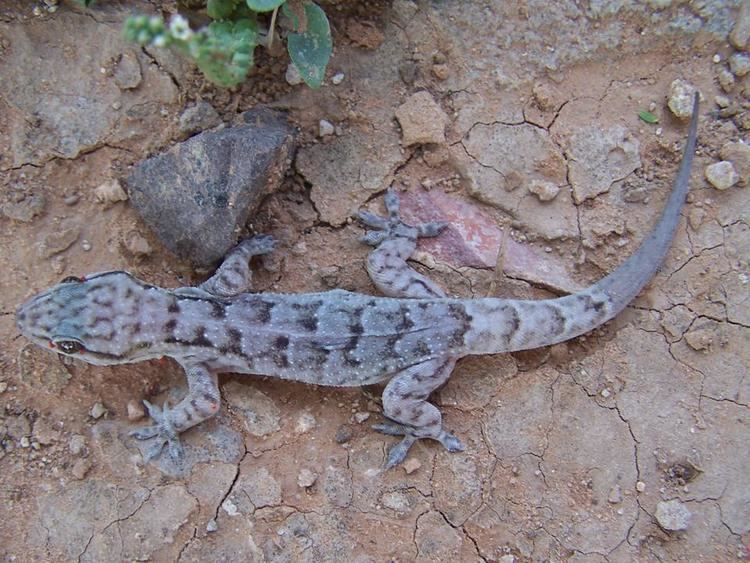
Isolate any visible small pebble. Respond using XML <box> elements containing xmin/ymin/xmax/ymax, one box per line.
<box><xmin>600</xmin><ymin>388</ymin><xmax>611</xmax><ymax>398</ymax></box>
<box><xmin>0</xmin><ymin>381</ymin><xmax>7</xmax><ymax>393</ymax></box>
<box><xmin>331</xmin><ymin>72</ymin><xmax>345</xmax><ymax>85</ymax></box>
<box><xmin>655</xmin><ymin>499</ymin><xmax>691</xmax><ymax>531</ymax></box>
<box><xmin>285</xmin><ymin>63</ymin><xmax>303</xmax><ymax>85</ymax></box>
<box><xmin>712</xmin><ymin>53</ymin><xmax>721</xmax><ymax>63</ymax></box>
<box><xmin>63</xmin><ymin>194</ymin><xmax>80</xmax><ymax>206</ymax></box>
<box><xmin>718</xmin><ymin>68</ymin><xmax>735</xmax><ymax>92</ymax></box>
<box><xmin>636</xmin><ymin>481</ymin><xmax>646</xmax><ymax>493</ymax></box>
<box><xmin>81</xmin><ymin>240</ymin><xmax>92</xmax><ymax>251</ymax></box>
<box><xmin>528</xmin><ymin>180</ymin><xmax>560</xmax><ymax>201</ymax></box>
<box><xmin>297</xmin><ymin>468</ymin><xmax>318</xmax><ymax>488</ymax></box>
<box><xmin>39</xmin><ymin>227</ymin><xmax>79</xmax><ymax>258</ymax></box>
<box><xmin>705</xmin><ymin>161</ymin><xmax>739</xmax><ymax>190</ymax></box>
<box><xmin>381</xmin><ymin>490</ymin><xmax>411</xmax><ymax>512</ymax></box>
<box><xmin>127</xmin><ymin>400</ymin><xmax>145</xmax><ymax>421</ymax></box>
<box><xmin>20</xmin><ymin>436</ymin><xmax>30</xmax><ymax>448</ymax></box>
<box><xmin>71</xmin><ymin>458</ymin><xmax>92</xmax><ymax>480</ymax></box>
<box><xmin>221</xmin><ymin>498</ymin><xmax>239</xmax><ymax>517</ymax></box>
<box><xmin>206</xmin><ymin>519</ymin><xmax>218</xmax><ymax>533</ymax></box>
<box><xmin>667</xmin><ymin>79</ymin><xmax>698</xmax><ymax>119</ymax></box>
<box><xmin>112</xmin><ymin>101</ymin><xmax>122</xmax><ymax>110</ymax></box>
<box><xmin>295</xmin><ymin>412</ymin><xmax>317</xmax><ymax>434</ymax></box>
<box><xmin>124</xmin><ymin>231</ymin><xmax>152</xmax><ymax>256</ymax></box>
<box><xmin>318</xmin><ymin>119</ymin><xmax>335</xmax><ymax>137</ymax></box>
<box><xmin>94</xmin><ymin>179</ymin><xmax>128</xmax><ymax>206</ymax></box>
<box><xmin>403</xmin><ymin>457</ymin><xmax>421</xmax><ymax>474</ymax></box>
<box><xmin>432</xmin><ymin>63</ymin><xmax>450</xmax><ymax>80</ymax></box>
<box><xmin>608</xmin><ymin>484</ymin><xmax>623</xmax><ymax>504</ymax></box>
<box><xmin>69</xmin><ymin>434</ymin><xmax>86</xmax><ymax>455</ymax></box>
<box><xmin>729</xmin><ymin>53</ymin><xmax>750</xmax><ymax>77</ymax></box>
<box><xmin>335</xmin><ymin>424</ymin><xmax>353</xmax><ymax>444</ymax></box>
<box><xmin>90</xmin><ymin>402</ymin><xmax>107</xmax><ymax>419</ymax></box>
<box><xmin>714</xmin><ymin>95</ymin><xmax>730</xmax><ymax>108</ymax></box>
<box><xmin>353</xmin><ymin>412</ymin><xmax>370</xmax><ymax>424</ymax></box>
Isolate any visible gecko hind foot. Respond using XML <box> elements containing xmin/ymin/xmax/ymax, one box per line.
<box><xmin>373</xmin><ymin>421</ymin><xmax>465</xmax><ymax>468</ymax></box>
<box><xmin>129</xmin><ymin>400</ymin><xmax>185</xmax><ymax>463</ymax></box>
<box><xmin>357</xmin><ymin>188</ymin><xmax>448</xmax><ymax>246</ymax></box>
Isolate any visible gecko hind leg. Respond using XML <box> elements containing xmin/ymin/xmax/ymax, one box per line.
<box><xmin>375</xmin><ymin>358</ymin><xmax>464</xmax><ymax>468</ymax></box>
<box><xmin>358</xmin><ymin>188</ymin><xmax>448</xmax><ymax>299</ymax></box>
<box><xmin>199</xmin><ymin>234</ymin><xmax>277</xmax><ymax>297</ymax></box>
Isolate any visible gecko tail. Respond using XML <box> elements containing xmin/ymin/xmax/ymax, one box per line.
<box><xmin>589</xmin><ymin>92</ymin><xmax>699</xmax><ymax>314</ymax></box>
<box><xmin>463</xmin><ymin>93</ymin><xmax>699</xmax><ymax>355</ymax></box>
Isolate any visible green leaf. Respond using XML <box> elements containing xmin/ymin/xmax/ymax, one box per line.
<box><xmin>638</xmin><ymin>110</ymin><xmax>659</xmax><ymax>124</ymax></box>
<box><xmin>246</xmin><ymin>0</ymin><xmax>286</xmax><ymax>12</ymax></box>
<box><xmin>285</xmin><ymin>2</ymin><xmax>331</xmax><ymax>88</ymax></box>
<box><xmin>193</xmin><ymin>19</ymin><xmax>259</xmax><ymax>87</ymax></box>
<box><xmin>207</xmin><ymin>0</ymin><xmax>238</xmax><ymax>20</ymax></box>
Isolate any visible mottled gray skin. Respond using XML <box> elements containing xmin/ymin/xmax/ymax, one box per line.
<box><xmin>15</xmin><ymin>96</ymin><xmax>699</xmax><ymax>468</ymax></box>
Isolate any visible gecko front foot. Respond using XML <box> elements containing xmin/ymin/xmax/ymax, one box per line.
<box><xmin>129</xmin><ymin>400</ymin><xmax>185</xmax><ymax>463</ymax></box>
<box><xmin>373</xmin><ymin>421</ymin><xmax>465</xmax><ymax>469</ymax></box>
<box><xmin>357</xmin><ymin>188</ymin><xmax>448</xmax><ymax>247</ymax></box>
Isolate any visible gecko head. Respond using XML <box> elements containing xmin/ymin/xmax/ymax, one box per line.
<box><xmin>15</xmin><ymin>271</ymin><xmax>143</xmax><ymax>366</ymax></box>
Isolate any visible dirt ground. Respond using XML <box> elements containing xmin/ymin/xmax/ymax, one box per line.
<box><xmin>1</xmin><ymin>0</ymin><xmax>749</xmax><ymax>561</ymax></box>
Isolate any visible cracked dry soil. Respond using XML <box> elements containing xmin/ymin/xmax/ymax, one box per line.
<box><xmin>1</xmin><ymin>1</ymin><xmax>749</xmax><ymax>561</ymax></box>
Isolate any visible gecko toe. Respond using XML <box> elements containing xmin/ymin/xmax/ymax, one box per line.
<box><xmin>142</xmin><ymin>399</ymin><xmax>162</xmax><ymax>420</ymax></box>
<box><xmin>417</xmin><ymin>221</ymin><xmax>449</xmax><ymax>238</ymax></box>
<box><xmin>438</xmin><ymin>431</ymin><xmax>465</xmax><ymax>453</ymax></box>
<box><xmin>384</xmin><ymin>435</ymin><xmax>416</xmax><ymax>469</ymax></box>
<box><xmin>167</xmin><ymin>436</ymin><xmax>185</xmax><ymax>462</ymax></box>
<box><xmin>143</xmin><ymin>439</ymin><xmax>168</xmax><ymax>462</ymax></box>
<box><xmin>372</xmin><ymin>422</ymin><xmax>409</xmax><ymax>436</ymax></box>
<box><xmin>357</xmin><ymin>210</ymin><xmax>389</xmax><ymax>229</ymax></box>
<box><xmin>129</xmin><ymin>425</ymin><xmax>160</xmax><ymax>440</ymax></box>
<box><xmin>359</xmin><ymin>231</ymin><xmax>388</xmax><ymax>246</ymax></box>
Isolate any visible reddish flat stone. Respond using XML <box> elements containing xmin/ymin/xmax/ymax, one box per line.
<box><xmin>399</xmin><ymin>189</ymin><xmax>581</xmax><ymax>293</ymax></box>
<box><xmin>399</xmin><ymin>189</ymin><xmax>503</xmax><ymax>269</ymax></box>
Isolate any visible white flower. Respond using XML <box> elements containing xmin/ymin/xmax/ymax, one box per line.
<box><xmin>169</xmin><ymin>14</ymin><xmax>193</xmax><ymax>41</ymax></box>
<box><xmin>152</xmin><ymin>34</ymin><xmax>167</xmax><ymax>48</ymax></box>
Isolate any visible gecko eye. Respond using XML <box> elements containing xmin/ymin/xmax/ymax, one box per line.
<box><xmin>60</xmin><ymin>276</ymin><xmax>83</xmax><ymax>284</ymax></box>
<box><xmin>56</xmin><ymin>340</ymin><xmax>83</xmax><ymax>354</ymax></box>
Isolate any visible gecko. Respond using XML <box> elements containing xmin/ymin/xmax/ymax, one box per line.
<box><xmin>15</xmin><ymin>94</ymin><xmax>699</xmax><ymax>469</ymax></box>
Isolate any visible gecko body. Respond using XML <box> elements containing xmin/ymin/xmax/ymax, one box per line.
<box><xmin>16</xmin><ymin>96</ymin><xmax>699</xmax><ymax>468</ymax></box>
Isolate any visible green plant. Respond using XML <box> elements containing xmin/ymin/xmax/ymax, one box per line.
<box><xmin>123</xmin><ymin>1</ymin><xmax>332</xmax><ymax>88</ymax></box>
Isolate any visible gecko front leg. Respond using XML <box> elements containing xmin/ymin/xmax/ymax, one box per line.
<box><xmin>199</xmin><ymin>234</ymin><xmax>276</xmax><ymax>297</ymax></box>
<box><xmin>358</xmin><ymin>188</ymin><xmax>448</xmax><ymax>299</ymax></box>
<box><xmin>130</xmin><ymin>361</ymin><xmax>220</xmax><ymax>462</ymax></box>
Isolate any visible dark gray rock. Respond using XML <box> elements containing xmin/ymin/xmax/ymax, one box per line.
<box><xmin>126</xmin><ymin>108</ymin><xmax>295</xmax><ymax>266</ymax></box>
